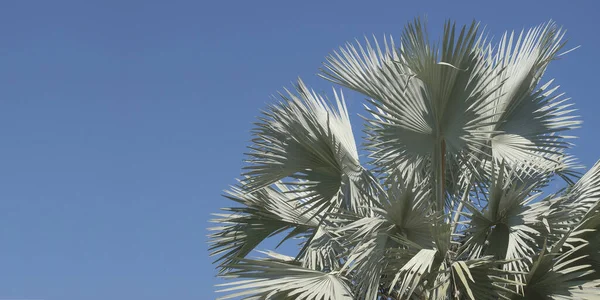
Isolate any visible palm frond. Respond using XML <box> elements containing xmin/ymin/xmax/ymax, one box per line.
<box><xmin>299</xmin><ymin>226</ymin><xmax>344</xmax><ymax>272</ymax></box>
<box><xmin>243</xmin><ymin>79</ymin><xmax>364</xmax><ymax>216</ymax></box>
<box><xmin>379</xmin><ymin>172</ymin><xmax>436</xmax><ymax>247</ymax></box>
<box><xmin>459</xmin><ymin>165</ymin><xmax>541</xmax><ymax>282</ymax></box>
<box><xmin>217</xmin><ymin>259</ymin><xmax>354</xmax><ymax>300</ymax></box>
<box><xmin>483</xmin><ymin>21</ymin><xmax>581</xmax><ymax>177</ymax></box>
<box><xmin>390</xmin><ymin>248</ymin><xmax>438</xmax><ymax>298</ymax></box>
<box><xmin>209</xmin><ymin>183</ymin><xmax>319</xmax><ymax>269</ymax></box>
<box><xmin>537</xmin><ymin>160</ymin><xmax>600</xmax><ymax>239</ymax></box>
<box><xmin>323</xmin><ymin>19</ymin><xmax>505</xmax><ymax>213</ymax></box>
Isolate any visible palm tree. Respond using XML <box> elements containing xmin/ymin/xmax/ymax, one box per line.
<box><xmin>209</xmin><ymin>19</ymin><xmax>600</xmax><ymax>299</ymax></box>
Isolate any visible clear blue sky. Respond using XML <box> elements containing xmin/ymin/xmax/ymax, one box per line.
<box><xmin>0</xmin><ymin>1</ymin><xmax>599</xmax><ymax>299</ymax></box>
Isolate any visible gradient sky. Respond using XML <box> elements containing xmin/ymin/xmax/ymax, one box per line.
<box><xmin>0</xmin><ymin>1</ymin><xmax>599</xmax><ymax>299</ymax></box>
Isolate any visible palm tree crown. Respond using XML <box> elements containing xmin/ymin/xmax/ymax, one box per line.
<box><xmin>209</xmin><ymin>19</ymin><xmax>600</xmax><ymax>299</ymax></box>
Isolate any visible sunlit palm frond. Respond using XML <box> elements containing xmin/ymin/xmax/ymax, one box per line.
<box><xmin>243</xmin><ymin>79</ymin><xmax>365</xmax><ymax>215</ymax></box>
<box><xmin>341</xmin><ymin>218</ymin><xmax>390</xmax><ymax>299</ymax></box>
<box><xmin>482</xmin><ymin>21</ymin><xmax>581</xmax><ymax>178</ymax></box>
<box><xmin>390</xmin><ymin>248</ymin><xmax>438</xmax><ymax>298</ymax></box>
<box><xmin>562</xmin><ymin>161</ymin><xmax>600</xmax><ymax>224</ymax></box>
<box><xmin>217</xmin><ymin>259</ymin><xmax>353</xmax><ymax>300</ymax></box>
<box><xmin>379</xmin><ymin>172</ymin><xmax>436</xmax><ymax>247</ymax></box>
<box><xmin>505</xmin><ymin>160</ymin><xmax>600</xmax><ymax>298</ymax></box>
<box><xmin>324</xmin><ymin>19</ymin><xmax>505</xmax><ymax>212</ymax></box>
<box><xmin>459</xmin><ymin>165</ymin><xmax>542</xmax><ymax>285</ymax></box>
<box><xmin>329</xmin><ymin>173</ymin><xmax>438</xmax><ymax>298</ymax></box>
<box><xmin>255</xmin><ymin>250</ymin><xmax>298</xmax><ymax>263</ymax></box>
<box><xmin>536</xmin><ymin>161</ymin><xmax>600</xmax><ymax>239</ymax></box>
<box><xmin>209</xmin><ymin>183</ymin><xmax>320</xmax><ymax>269</ymax></box>
<box><xmin>545</xmin><ymin>161</ymin><xmax>600</xmax><ymax>277</ymax></box>
<box><xmin>299</xmin><ymin>226</ymin><xmax>344</xmax><ymax>272</ymax></box>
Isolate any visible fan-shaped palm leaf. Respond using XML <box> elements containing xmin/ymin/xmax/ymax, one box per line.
<box><xmin>216</xmin><ymin>259</ymin><xmax>354</xmax><ymax>300</ymax></box>
<box><xmin>244</xmin><ymin>79</ymin><xmax>364</xmax><ymax>216</ymax></box>
<box><xmin>483</xmin><ymin>22</ymin><xmax>580</xmax><ymax>175</ymax></box>
<box><xmin>209</xmin><ymin>183</ymin><xmax>320</xmax><ymax>269</ymax></box>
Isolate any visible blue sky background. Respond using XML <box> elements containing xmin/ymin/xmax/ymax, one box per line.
<box><xmin>0</xmin><ymin>1</ymin><xmax>599</xmax><ymax>299</ymax></box>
